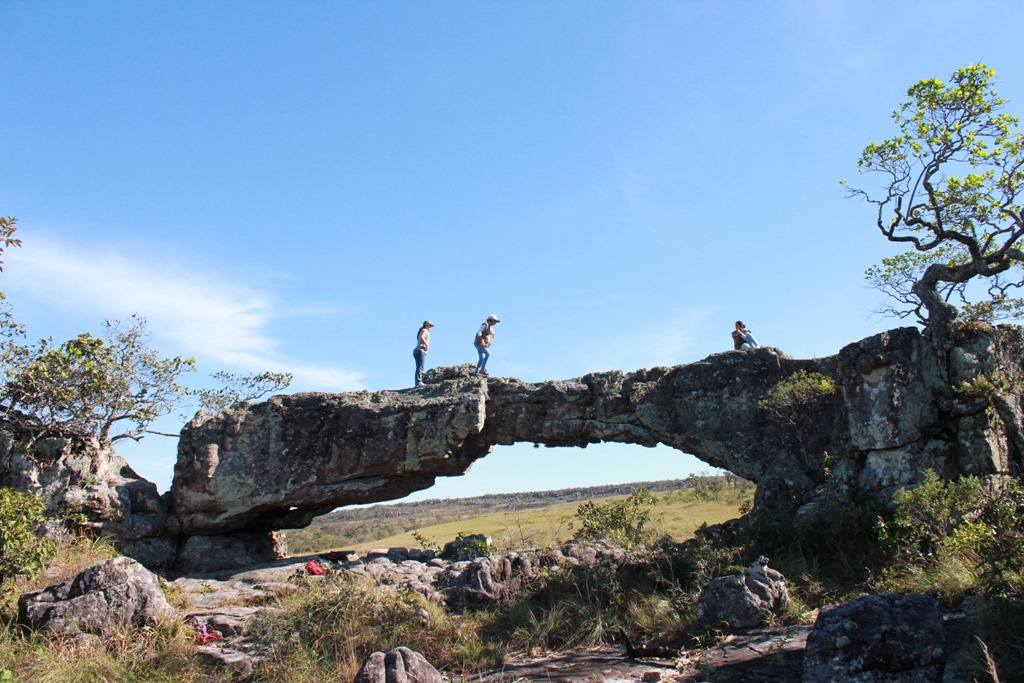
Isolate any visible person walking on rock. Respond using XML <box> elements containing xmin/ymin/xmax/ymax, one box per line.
<box><xmin>732</xmin><ymin>320</ymin><xmax>761</xmax><ymax>350</ymax></box>
<box><xmin>473</xmin><ymin>315</ymin><xmax>499</xmax><ymax>376</ymax></box>
<box><xmin>413</xmin><ymin>320</ymin><xmax>434</xmax><ymax>387</ymax></box>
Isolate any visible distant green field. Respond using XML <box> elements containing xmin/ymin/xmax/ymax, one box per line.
<box><xmin>349</xmin><ymin>486</ymin><xmax>751</xmax><ymax>552</ymax></box>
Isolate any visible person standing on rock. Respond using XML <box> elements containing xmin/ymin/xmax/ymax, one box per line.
<box><xmin>413</xmin><ymin>320</ymin><xmax>434</xmax><ymax>387</ymax></box>
<box><xmin>473</xmin><ymin>315</ymin><xmax>499</xmax><ymax>376</ymax></box>
<box><xmin>732</xmin><ymin>320</ymin><xmax>761</xmax><ymax>350</ymax></box>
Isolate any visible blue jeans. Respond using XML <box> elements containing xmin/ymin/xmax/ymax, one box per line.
<box><xmin>740</xmin><ymin>332</ymin><xmax>759</xmax><ymax>349</ymax></box>
<box><xmin>413</xmin><ymin>348</ymin><xmax>426</xmax><ymax>386</ymax></box>
<box><xmin>474</xmin><ymin>344</ymin><xmax>490</xmax><ymax>374</ymax></box>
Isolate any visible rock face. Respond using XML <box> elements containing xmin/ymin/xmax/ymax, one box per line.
<box><xmin>18</xmin><ymin>557</ymin><xmax>174</xmax><ymax>635</ymax></box>
<box><xmin>697</xmin><ymin>556</ymin><xmax>790</xmax><ymax>629</ymax></box>
<box><xmin>803</xmin><ymin>593</ymin><xmax>946</xmax><ymax>682</ymax></box>
<box><xmin>0</xmin><ymin>428</ymin><xmax>179</xmax><ymax>571</ymax></box>
<box><xmin>355</xmin><ymin>647</ymin><xmax>444</xmax><ymax>683</ymax></box>
<box><xmin>4</xmin><ymin>324</ymin><xmax>1022</xmax><ymax>574</ymax></box>
<box><xmin>167</xmin><ymin>325</ymin><xmax>1023</xmax><ymax>573</ymax></box>
<box><xmin>173</xmin><ymin>374</ymin><xmax>491</xmax><ymax>536</ymax></box>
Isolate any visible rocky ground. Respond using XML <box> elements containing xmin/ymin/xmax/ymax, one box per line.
<box><xmin>164</xmin><ymin>545</ymin><xmax>977</xmax><ymax>682</ymax></box>
<box><xmin>166</xmin><ymin>547</ymin><xmax>972</xmax><ymax>682</ymax></box>
<box><xmin>468</xmin><ymin>626</ymin><xmax>812</xmax><ymax>683</ymax></box>
<box><xmin>172</xmin><ymin>551</ymin><xmax>814</xmax><ymax>681</ymax></box>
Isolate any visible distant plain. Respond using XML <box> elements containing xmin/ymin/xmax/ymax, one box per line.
<box><xmin>285</xmin><ymin>477</ymin><xmax>753</xmax><ymax>554</ymax></box>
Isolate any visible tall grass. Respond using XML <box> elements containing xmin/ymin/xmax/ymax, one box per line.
<box><xmin>0</xmin><ymin>620</ymin><xmax>228</xmax><ymax>683</ymax></box>
<box><xmin>248</xmin><ymin>573</ymin><xmax>503</xmax><ymax>681</ymax></box>
<box><xmin>959</xmin><ymin>595</ymin><xmax>1024</xmax><ymax>682</ymax></box>
<box><xmin>0</xmin><ymin>532</ymin><xmax>226</xmax><ymax>682</ymax></box>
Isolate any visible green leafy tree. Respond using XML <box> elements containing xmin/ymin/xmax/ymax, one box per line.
<box><xmin>194</xmin><ymin>370</ymin><xmax>292</xmax><ymax>413</ymax></box>
<box><xmin>0</xmin><ymin>220</ymin><xmax>291</xmax><ymax>449</ymax></box>
<box><xmin>844</xmin><ymin>64</ymin><xmax>1024</xmax><ymax>330</ymax></box>
<box><xmin>1</xmin><ymin>315</ymin><xmax>196</xmax><ymax>443</ymax></box>
<box><xmin>0</xmin><ymin>216</ymin><xmax>24</xmax><ymax>343</ymax></box>
<box><xmin>685</xmin><ymin>473</ymin><xmax>725</xmax><ymax>502</ymax></box>
<box><xmin>0</xmin><ymin>216</ymin><xmax>22</xmax><ymax>274</ymax></box>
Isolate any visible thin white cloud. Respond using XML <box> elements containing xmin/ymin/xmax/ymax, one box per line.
<box><xmin>284</xmin><ymin>362</ymin><xmax>367</xmax><ymax>393</ymax></box>
<box><xmin>616</xmin><ymin>167</ymin><xmax>645</xmax><ymax>209</ymax></box>
<box><xmin>579</xmin><ymin>306</ymin><xmax>717</xmax><ymax>373</ymax></box>
<box><xmin>5</xmin><ymin>233</ymin><xmax>368</xmax><ymax>391</ymax></box>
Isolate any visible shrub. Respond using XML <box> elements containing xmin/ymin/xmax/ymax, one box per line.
<box><xmin>757</xmin><ymin>370</ymin><xmax>836</xmax><ymax>415</ymax></box>
<box><xmin>876</xmin><ymin>470</ymin><xmax>1024</xmax><ymax>604</ymax></box>
<box><xmin>876</xmin><ymin>469</ymin><xmax>986</xmax><ymax>562</ymax></box>
<box><xmin>0</xmin><ymin>618</ymin><xmax>223</xmax><ymax>683</ymax></box>
<box><xmin>975</xmin><ymin>478</ymin><xmax>1024</xmax><ymax>595</ymax></box>
<box><xmin>500</xmin><ymin>555</ymin><xmax>693</xmax><ymax>653</ymax></box>
<box><xmin>571</xmin><ymin>487</ymin><xmax>659</xmax><ymax>549</ymax></box>
<box><xmin>0</xmin><ymin>488</ymin><xmax>57</xmax><ymax>601</ymax></box>
<box><xmin>758</xmin><ymin>370</ymin><xmax>838</xmax><ymax>453</ymax></box>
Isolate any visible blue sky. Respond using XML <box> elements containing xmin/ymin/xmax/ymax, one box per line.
<box><xmin>2</xmin><ymin>1</ymin><xmax>1023</xmax><ymax>498</ymax></box>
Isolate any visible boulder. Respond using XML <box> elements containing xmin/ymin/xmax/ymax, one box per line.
<box><xmin>0</xmin><ymin>428</ymin><xmax>178</xmax><ymax>571</ymax></box>
<box><xmin>440</xmin><ymin>534</ymin><xmax>491</xmax><ymax>560</ymax></box>
<box><xmin>354</xmin><ymin>646</ymin><xmax>443</xmax><ymax>683</ymax></box>
<box><xmin>19</xmin><ymin>557</ymin><xmax>174</xmax><ymax>636</ymax></box>
<box><xmin>697</xmin><ymin>556</ymin><xmax>790</xmax><ymax>629</ymax></box>
<box><xmin>803</xmin><ymin>593</ymin><xmax>946</xmax><ymax>682</ymax></box>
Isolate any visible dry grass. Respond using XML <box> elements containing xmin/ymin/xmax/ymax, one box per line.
<box><xmin>0</xmin><ymin>620</ymin><xmax>228</xmax><ymax>683</ymax></box>
<box><xmin>249</xmin><ymin>574</ymin><xmax>503</xmax><ymax>681</ymax></box>
<box><xmin>0</xmin><ymin>533</ymin><xmax>229</xmax><ymax>683</ymax></box>
<box><xmin>1</xmin><ymin>532</ymin><xmax>120</xmax><ymax>616</ymax></box>
<box><xmin>349</xmin><ymin>486</ymin><xmax>753</xmax><ymax>552</ymax></box>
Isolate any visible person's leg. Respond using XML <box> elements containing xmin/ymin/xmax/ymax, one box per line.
<box><xmin>743</xmin><ymin>332</ymin><xmax>760</xmax><ymax>348</ymax></box>
<box><xmin>414</xmin><ymin>349</ymin><xmax>425</xmax><ymax>386</ymax></box>
<box><xmin>475</xmin><ymin>344</ymin><xmax>489</xmax><ymax>374</ymax></box>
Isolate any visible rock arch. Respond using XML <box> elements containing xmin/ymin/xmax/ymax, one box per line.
<box><xmin>163</xmin><ymin>325</ymin><xmax>1023</xmax><ymax>573</ymax></box>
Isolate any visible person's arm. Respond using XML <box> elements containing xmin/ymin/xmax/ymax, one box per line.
<box><xmin>418</xmin><ymin>329</ymin><xmax>429</xmax><ymax>351</ymax></box>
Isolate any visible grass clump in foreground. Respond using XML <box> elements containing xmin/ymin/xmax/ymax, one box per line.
<box><xmin>0</xmin><ymin>530</ymin><xmax>234</xmax><ymax>683</ymax></box>
<box><xmin>248</xmin><ymin>572</ymin><xmax>504</xmax><ymax>681</ymax></box>
<box><xmin>0</xmin><ymin>620</ymin><xmax>226</xmax><ymax>683</ymax></box>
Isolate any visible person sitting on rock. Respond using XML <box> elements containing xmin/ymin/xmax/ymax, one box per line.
<box><xmin>732</xmin><ymin>320</ymin><xmax>761</xmax><ymax>350</ymax></box>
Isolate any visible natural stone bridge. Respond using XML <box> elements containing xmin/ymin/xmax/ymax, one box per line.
<box><xmin>155</xmin><ymin>324</ymin><xmax>1022</xmax><ymax>573</ymax></box>
<box><xmin>6</xmin><ymin>325</ymin><xmax>1020</xmax><ymax>574</ymax></box>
